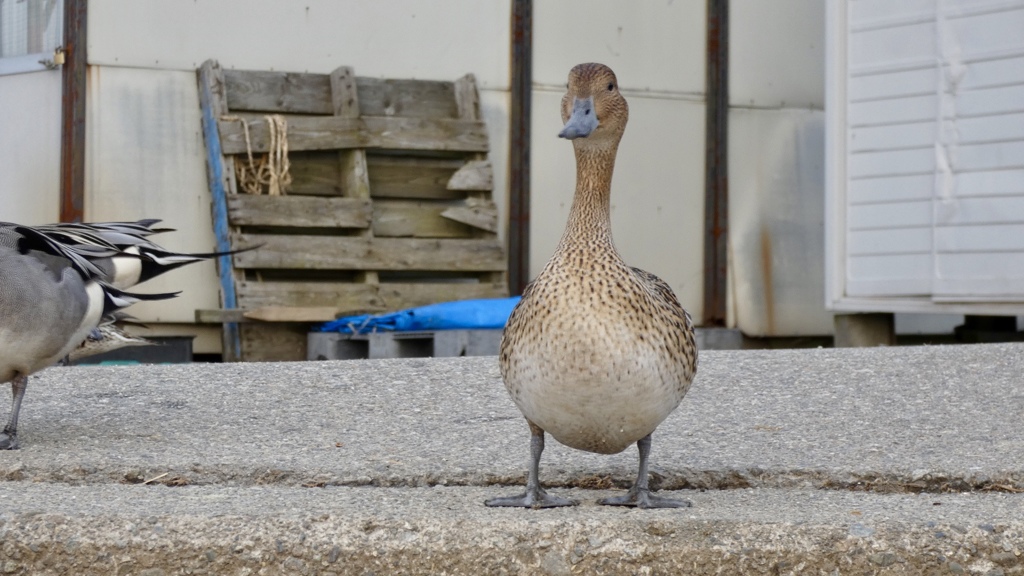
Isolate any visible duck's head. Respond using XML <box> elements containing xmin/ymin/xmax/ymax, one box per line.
<box><xmin>558</xmin><ymin>63</ymin><xmax>628</xmax><ymax>144</ymax></box>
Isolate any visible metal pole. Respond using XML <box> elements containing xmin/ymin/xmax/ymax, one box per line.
<box><xmin>508</xmin><ymin>0</ymin><xmax>533</xmax><ymax>295</ymax></box>
<box><xmin>59</xmin><ymin>0</ymin><xmax>87</xmax><ymax>223</ymax></box>
<box><xmin>702</xmin><ymin>0</ymin><xmax>729</xmax><ymax>326</ymax></box>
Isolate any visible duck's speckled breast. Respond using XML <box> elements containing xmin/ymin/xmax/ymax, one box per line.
<box><xmin>499</xmin><ymin>259</ymin><xmax>695</xmax><ymax>454</ymax></box>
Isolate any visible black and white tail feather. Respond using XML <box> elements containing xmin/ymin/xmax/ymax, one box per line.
<box><xmin>0</xmin><ymin>219</ymin><xmax>248</xmax><ymax>450</ymax></box>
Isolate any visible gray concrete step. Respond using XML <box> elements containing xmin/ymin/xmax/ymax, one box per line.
<box><xmin>0</xmin><ymin>343</ymin><xmax>1021</xmax><ymax>573</ymax></box>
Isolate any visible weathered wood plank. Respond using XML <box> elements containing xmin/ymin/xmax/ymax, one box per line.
<box><xmin>287</xmin><ymin>150</ymin><xmax>342</xmax><ymax>195</ymax></box>
<box><xmin>240</xmin><ymin>322</ymin><xmax>309</xmax><ymax>362</ymax></box>
<box><xmin>330</xmin><ymin>66</ymin><xmax>372</xmax><ymax>200</ymax></box>
<box><xmin>232</xmin><ymin>234</ymin><xmax>506</xmax><ymax>271</ymax></box>
<box><xmin>196</xmin><ymin>306</ymin><xmax>342</xmax><ymax>323</ymax></box>
<box><xmin>227</xmin><ymin>195</ymin><xmax>372</xmax><ymax>228</ymax></box>
<box><xmin>367</xmin><ymin>155</ymin><xmax>466</xmax><ymax>199</ymax></box>
<box><xmin>223</xmin><ymin>69</ymin><xmax>463</xmax><ymax>119</ymax></box>
<box><xmin>454</xmin><ymin>73</ymin><xmax>481</xmax><ymax>121</ymax></box>
<box><xmin>244</xmin><ymin>306</ymin><xmax>340</xmax><ymax>322</ymax></box>
<box><xmin>373</xmin><ymin>200</ymin><xmax>472</xmax><ymax>238</ymax></box>
<box><xmin>356</xmin><ymin>77</ymin><xmax>458</xmax><ymax>118</ymax></box>
<box><xmin>447</xmin><ymin>160</ymin><xmax>493</xmax><ymax>191</ymax></box>
<box><xmin>440</xmin><ymin>204</ymin><xmax>499</xmax><ymax>233</ymax></box>
<box><xmin>224</xmin><ymin>69</ymin><xmax>333</xmax><ymax>114</ymax></box>
<box><xmin>217</xmin><ymin>116</ymin><xmax>489</xmax><ymax>155</ymax></box>
<box><xmin>236</xmin><ymin>280</ymin><xmax>509</xmax><ymax>312</ymax></box>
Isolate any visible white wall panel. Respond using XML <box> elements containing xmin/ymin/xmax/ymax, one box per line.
<box><xmin>87</xmin><ymin>0</ymin><xmax>511</xmax><ymax>89</ymax></box>
<box><xmin>728</xmin><ymin>109</ymin><xmax>832</xmax><ymax>336</ymax></box>
<box><xmin>532</xmin><ymin>0</ymin><xmax>705</xmax><ymax>95</ymax></box>
<box><xmin>84</xmin><ymin>66</ymin><xmax>220</xmax><ymax>325</ymax></box>
<box><xmin>529</xmin><ymin>90</ymin><xmax>706</xmax><ymax>323</ymax></box>
<box><xmin>0</xmin><ymin>71</ymin><xmax>62</xmax><ymax>224</ymax></box>
<box><xmin>730</xmin><ymin>0</ymin><xmax>825</xmax><ymax>109</ymax></box>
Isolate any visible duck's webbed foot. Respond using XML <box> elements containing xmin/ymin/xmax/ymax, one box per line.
<box><xmin>485</xmin><ymin>421</ymin><xmax>577</xmax><ymax>509</ymax></box>
<box><xmin>0</xmin><ymin>429</ymin><xmax>18</xmax><ymax>451</ymax></box>
<box><xmin>486</xmin><ymin>487</ymin><xmax>577</xmax><ymax>509</ymax></box>
<box><xmin>0</xmin><ymin>376</ymin><xmax>27</xmax><ymax>450</ymax></box>
<box><xmin>598</xmin><ymin>432</ymin><xmax>689</xmax><ymax>509</ymax></box>
<box><xmin>599</xmin><ymin>488</ymin><xmax>690</xmax><ymax>509</ymax></box>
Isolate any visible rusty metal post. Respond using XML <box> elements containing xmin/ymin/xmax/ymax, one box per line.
<box><xmin>59</xmin><ymin>0</ymin><xmax>87</xmax><ymax>223</ymax></box>
<box><xmin>703</xmin><ymin>0</ymin><xmax>729</xmax><ymax>326</ymax></box>
<box><xmin>508</xmin><ymin>0</ymin><xmax>533</xmax><ymax>295</ymax></box>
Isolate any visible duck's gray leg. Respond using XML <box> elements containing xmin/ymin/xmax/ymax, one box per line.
<box><xmin>599</xmin><ymin>433</ymin><xmax>690</xmax><ymax>509</ymax></box>
<box><xmin>485</xmin><ymin>421</ymin><xmax>577</xmax><ymax>508</ymax></box>
<box><xmin>0</xmin><ymin>375</ymin><xmax>27</xmax><ymax>450</ymax></box>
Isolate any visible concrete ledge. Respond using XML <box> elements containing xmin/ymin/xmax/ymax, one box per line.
<box><xmin>1</xmin><ymin>485</ymin><xmax>1022</xmax><ymax>575</ymax></box>
<box><xmin>0</xmin><ymin>343</ymin><xmax>1022</xmax><ymax>573</ymax></box>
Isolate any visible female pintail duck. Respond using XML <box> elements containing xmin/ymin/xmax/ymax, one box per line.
<box><xmin>0</xmin><ymin>220</ymin><xmax>232</xmax><ymax>449</ymax></box>
<box><xmin>486</xmin><ymin>63</ymin><xmax>698</xmax><ymax>509</ymax></box>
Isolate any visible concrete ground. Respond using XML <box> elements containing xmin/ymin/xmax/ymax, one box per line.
<box><xmin>0</xmin><ymin>343</ymin><xmax>1022</xmax><ymax>574</ymax></box>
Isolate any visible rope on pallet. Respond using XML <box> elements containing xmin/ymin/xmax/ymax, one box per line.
<box><xmin>222</xmin><ymin>114</ymin><xmax>292</xmax><ymax>196</ymax></box>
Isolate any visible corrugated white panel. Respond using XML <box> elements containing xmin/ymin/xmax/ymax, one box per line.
<box><xmin>956</xmin><ymin>55</ymin><xmax>1024</xmax><ymax>90</ymax></box>
<box><xmin>954</xmin><ymin>169</ymin><xmax>1024</xmax><ymax>197</ymax></box>
<box><xmin>828</xmin><ymin>0</ymin><xmax>1024</xmax><ymax>312</ymax></box>
<box><xmin>935</xmin><ymin>1</ymin><xmax>1024</xmax><ymax>299</ymax></box>
<box><xmin>935</xmin><ymin>196</ymin><xmax>1024</xmax><ymax>226</ymax></box>
<box><xmin>848</xmin><ymin>228</ymin><xmax>932</xmax><ymax>255</ymax></box>
<box><xmin>728</xmin><ymin>109</ymin><xmax>832</xmax><ymax>336</ymax></box>
<box><xmin>848</xmin><ymin>148</ymin><xmax>935</xmax><ymax>178</ymax></box>
<box><xmin>953</xmin><ymin>113</ymin><xmax>1024</xmax><ymax>144</ymax></box>
<box><xmin>0</xmin><ymin>71</ymin><xmax>62</xmax><ymax>224</ymax></box>
<box><xmin>531</xmin><ymin>0</ymin><xmax>705</xmax><ymax>95</ymax></box>
<box><xmin>935</xmin><ymin>253</ymin><xmax>1024</xmax><ymax>297</ymax></box>
<box><xmin>943</xmin><ymin>3</ymin><xmax>1024</xmax><ymax>58</ymax></box>
<box><xmin>850</xmin><ymin>0</ymin><xmax>934</xmax><ymax>26</ymax></box>
<box><xmin>87</xmin><ymin>0</ymin><xmax>511</xmax><ymax>89</ymax></box>
<box><xmin>848</xmin><ymin>174</ymin><xmax>934</xmax><ymax>204</ymax></box>
<box><xmin>847</xmin><ymin>254</ymin><xmax>933</xmax><ymax>296</ymax></box>
<box><xmin>528</xmin><ymin>91</ymin><xmax>706</xmax><ymax>324</ymax></box>
<box><xmin>848</xmin><ymin>95</ymin><xmax>936</xmax><ymax>126</ymax></box>
<box><xmin>935</xmin><ymin>224</ymin><xmax>1024</xmax><ymax>252</ymax></box>
<box><xmin>849</xmin><ymin>67</ymin><xmax>936</xmax><ymax>101</ymax></box>
<box><xmin>848</xmin><ymin>200</ymin><xmax>932</xmax><ymax>230</ymax></box>
<box><xmin>849</xmin><ymin>121</ymin><xmax>936</xmax><ymax>152</ymax></box>
<box><xmin>729</xmin><ymin>0</ymin><xmax>825</xmax><ymax>109</ymax></box>
<box><xmin>954</xmin><ymin>85</ymin><xmax>1024</xmax><ymax>118</ymax></box>
<box><xmin>84</xmin><ymin>67</ymin><xmax>221</xmax><ymax>324</ymax></box>
<box><xmin>849</xmin><ymin>20</ymin><xmax>936</xmax><ymax>72</ymax></box>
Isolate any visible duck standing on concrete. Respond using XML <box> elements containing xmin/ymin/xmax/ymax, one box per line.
<box><xmin>0</xmin><ymin>220</ymin><xmax>229</xmax><ymax>449</ymax></box>
<box><xmin>487</xmin><ymin>63</ymin><xmax>698</xmax><ymax>509</ymax></box>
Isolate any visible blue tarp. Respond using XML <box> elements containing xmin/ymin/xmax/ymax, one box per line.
<box><xmin>316</xmin><ymin>297</ymin><xmax>521</xmax><ymax>334</ymax></box>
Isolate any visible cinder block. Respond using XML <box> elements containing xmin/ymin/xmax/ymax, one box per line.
<box><xmin>433</xmin><ymin>330</ymin><xmax>503</xmax><ymax>357</ymax></box>
<box><xmin>834</xmin><ymin>313</ymin><xmax>895</xmax><ymax>347</ymax></box>
<box><xmin>307</xmin><ymin>333</ymin><xmax>368</xmax><ymax>360</ymax></box>
<box><xmin>309</xmin><ymin>330</ymin><xmax>504</xmax><ymax>360</ymax></box>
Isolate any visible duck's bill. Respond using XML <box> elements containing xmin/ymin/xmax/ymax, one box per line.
<box><xmin>558</xmin><ymin>96</ymin><xmax>598</xmax><ymax>139</ymax></box>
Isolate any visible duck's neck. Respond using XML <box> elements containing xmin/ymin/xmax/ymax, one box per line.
<box><xmin>559</xmin><ymin>142</ymin><xmax>619</xmax><ymax>250</ymax></box>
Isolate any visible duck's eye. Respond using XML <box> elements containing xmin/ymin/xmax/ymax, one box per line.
<box><xmin>607</xmin><ymin>83</ymin><xmax>615</xmax><ymax>91</ymax></box>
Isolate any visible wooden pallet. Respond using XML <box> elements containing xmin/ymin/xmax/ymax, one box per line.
<box><xmin>197</xmin><ymin>60</ymin><xmax>508</xmax><ymax>361</ymax></box>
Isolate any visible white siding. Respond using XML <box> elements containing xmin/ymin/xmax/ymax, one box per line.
<box><xmin>530</xmin><ymin>0</ymin><xmax>707</xmax><ymax>323</ymax></box>
<box><xmin>828</xmin><ymin>0</ymin><xmax>1024</xmax><ymax>311</ymax></box>
<box><xmin>934</xmin><ymin>2</ymin><xmax>1024</xmax><ymax>299</ymax></box>
<box><xmin>0</xmin><ymin>71</ymin><xmax>62</xmax><ymax>224</ymax></box>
